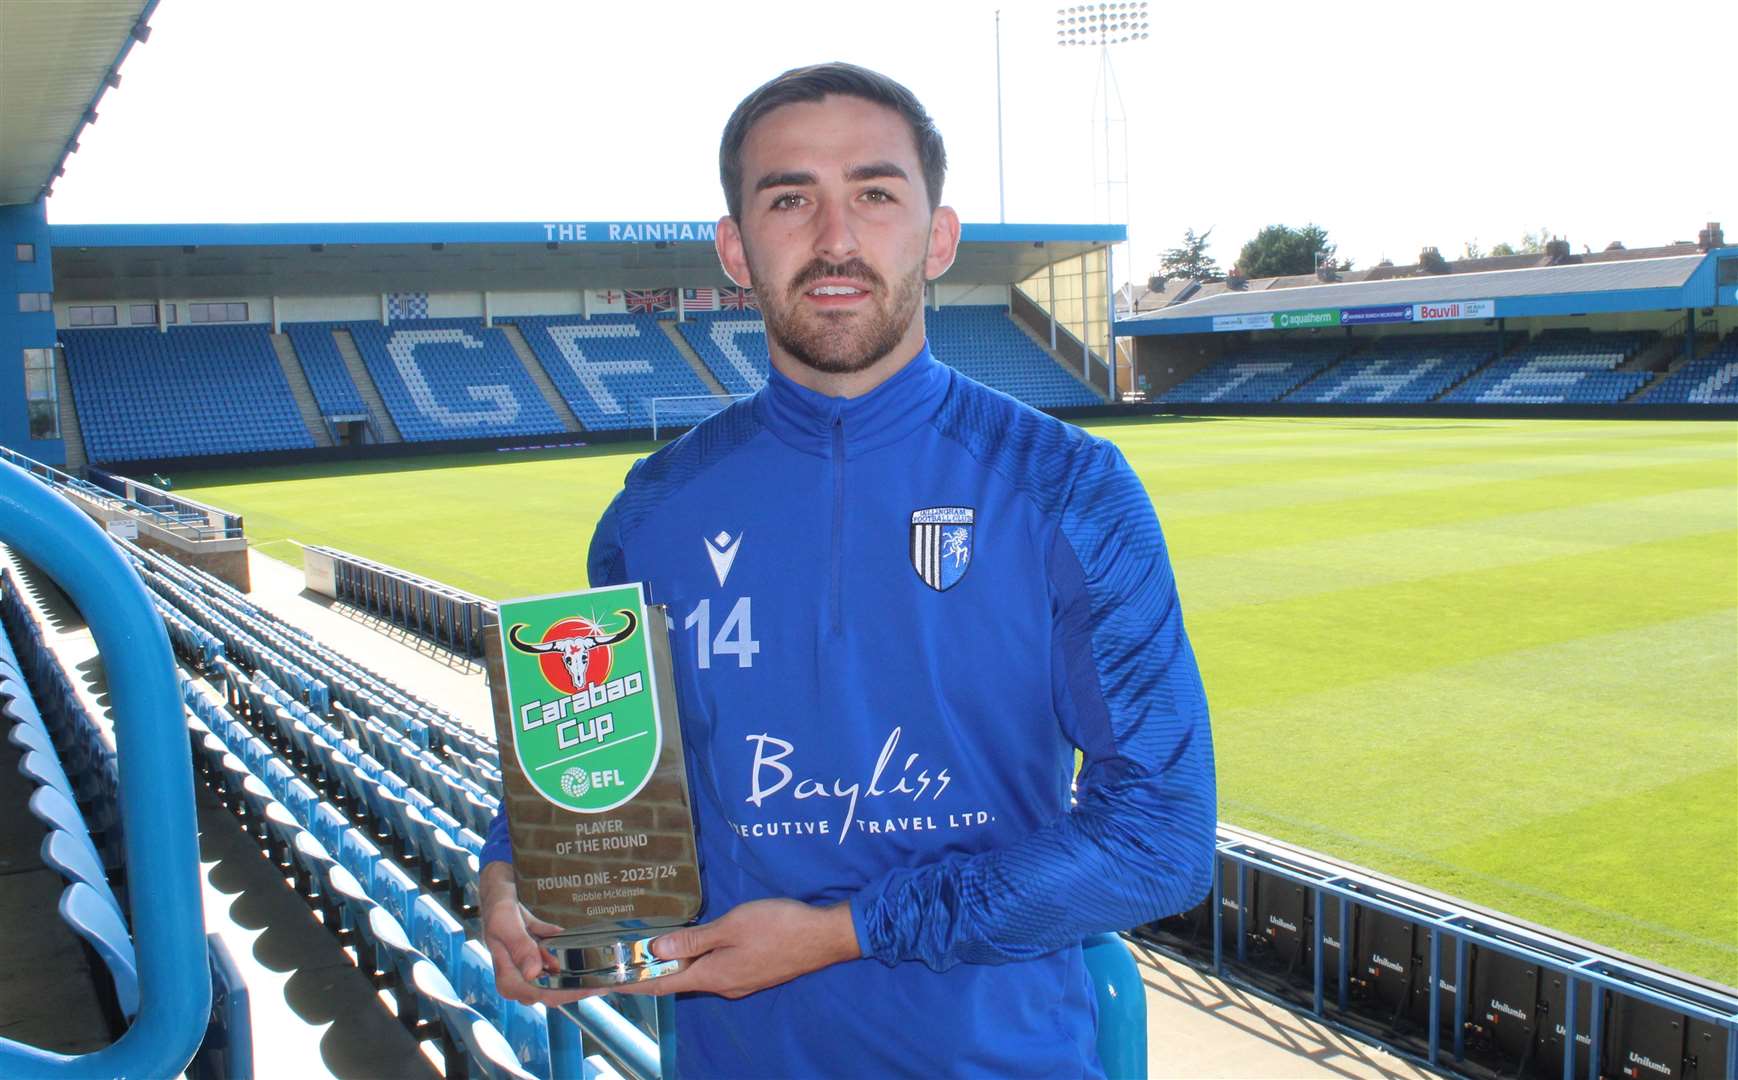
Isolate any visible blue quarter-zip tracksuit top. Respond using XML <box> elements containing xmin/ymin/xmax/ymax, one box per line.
<box><xmin>483</xmin><ymin>342</ymin><xmax>1217</xmax><ymax>1077</ymax></box>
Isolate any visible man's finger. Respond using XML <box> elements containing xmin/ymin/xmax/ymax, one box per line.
<box><xmin>487</xmin><ymin>936</ymin><xmax>543</xmax><ymax>1003</ymax></box>
<box><xmin>487</xmin><ymin>915</ymin><xmax>548</xmax><ymax>982</ymax></box>
<box><xmin>651</xmin><ymin>920</ymin><xmax>721</xmax><ymax>961</ymax></box>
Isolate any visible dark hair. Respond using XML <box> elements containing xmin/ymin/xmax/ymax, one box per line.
<box><xmin>718</xmin><ymin>62</ymin><xmax>947</xmax><ymax>221</ymax></box>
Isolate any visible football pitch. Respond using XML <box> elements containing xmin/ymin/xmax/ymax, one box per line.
<box><xmin>173</xmin><ymin>416</ymin><xmax>1738</xmax><ymax>986</ymax></box>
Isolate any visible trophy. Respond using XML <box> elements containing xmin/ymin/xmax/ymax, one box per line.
<box><xmin>485</xmin><ymin>582</ymin><xmax>703</xmax><ymax>988</ymax></box>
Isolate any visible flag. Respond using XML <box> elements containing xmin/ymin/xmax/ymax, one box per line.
<box><xmin>719</xmin><ymin>286</ymin><xmax>759</xmax><ymax>311</ymax></box>
<box><xmin>587</xmin><ymin>289</ymin><xmax>627</xmax><ymax>314</ymax></box>
<box><xmin>626</xmin><ymin>288</ymin><xmax>675</xmax><ymax>314</ymax></box>
<box><xmin>681</xmin><ymin>287</ymin><xmax>718</xmax><ymax>312</ymax></box>
<box><xmin>387</xmin><ymin>291</ymin><xmax>429</xmax><ymax>320</ymax></box>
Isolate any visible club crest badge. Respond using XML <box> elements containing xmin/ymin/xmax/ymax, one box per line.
<box><xmin>910</xmin><ymin>507</ymin><xmax>974</xmax><ymax>591</ymax></box>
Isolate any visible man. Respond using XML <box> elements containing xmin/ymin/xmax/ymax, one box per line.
<box><xmin>481</xmin><ymin>62</ymin><xmax>1217</xmax><ymax>1077</ymax></box>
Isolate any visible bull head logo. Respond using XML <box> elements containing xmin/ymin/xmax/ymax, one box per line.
<box><xmin>508</xmin><ymin>608</ymin><xmax>638</xmax><ymax>693</ymax></box>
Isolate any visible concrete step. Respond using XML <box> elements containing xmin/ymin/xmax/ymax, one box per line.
<box><xmin>332</xmin><ymin>328</ymin><xmax>402</xmax><ymax>443</ymax></box>
<box><xmin>269</xmin><ymin>332</ymin><xmax>335</xmax><ymax>447</ymax></box>
<box><xmin>660</xmin><ymin>319</ymin><xmax>734</xmax><ymax>398</ymax></box>
<box><xmin>1625</xmin><ymin>370</ymin><xmax>1665</xmax><ymax>403</ymax></box>
<box><xmin>1005</xmin><ymin>307</ymin><xmax>1107</xmax><ymax>400</ymax></box>
<box><xmin>53</xmin><ymin>348</ymin><xmax>87</xmax><ymax>472</ymax></box>
<box><xmin>495</xmin><ymin>323</ymin><xmax>583</xmax><ymax>432</ymax></box>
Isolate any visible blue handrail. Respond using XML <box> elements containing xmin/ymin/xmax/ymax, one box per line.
<box><xmin>0</xmin><ymin>457</ymin><xmax>211</xmax><ymax>1077</ymax></box>
<box><xmin>1085</xmin><ymin>932</ymin><xmax>1148</xmax><ymax>1079</ymax></box>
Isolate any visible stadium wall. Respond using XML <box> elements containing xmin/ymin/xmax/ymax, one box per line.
<box><xmin>0</xmin><ymin>202</ymin><xmax>64</xmax><ymax>466</ymax></box>
<box><xmin>935</xmin><ymin>283</ymin><xmax>1011</xmax><ymax>306</ymax></box>
<box><xmin>489</xmin><ymin>291</ymin><xmax>584</xmax><ymax>317</ymax></box>
<box><xmin>46</xmin><ymin>287</ymin><xmax>1018</xmax><ymax>328</ymax></box>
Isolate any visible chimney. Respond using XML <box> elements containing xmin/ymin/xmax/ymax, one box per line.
<box><xmin>1315</xmin><ymin>260</ymin><xmax>1337</xmax><ymax>283</ymax></box>
<box><xmin>1226</xmin><ymin>267</ymin><xmax>1247</xmax><ymax>290</ymax></box>
<box><xmin>1417</xmin><ymin>246</ymin><xmax>1449</xmax><ymax>274</ymax></box>
<box><xmin>1147</xmin><ymin>274</ymin><xmax>1166</xmax><ymax>293</ymax></box>
<box><xmin>1605</xmin><ymin>240</ymin><xmax>1625</xmax><ymax>251</ymax></box>
<box><xmin>1699</xmin><ymin>222</ymin><xmax>1725</xmax><ymax>251</ymax></box>
<box><xmin>1544</xmin><ymin>237</ymin><xmax>1572</xmax><ymax>261</ymax></box>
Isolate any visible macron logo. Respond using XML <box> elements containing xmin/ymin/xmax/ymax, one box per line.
<box><xmin>705</xmin><ymin>530</ymin><xmax>742</xmax><ymax>587</ymax></box>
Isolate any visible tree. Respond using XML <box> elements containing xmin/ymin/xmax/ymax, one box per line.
<box><xmin>1234</xmin><ymin>223</ymin><xmax>1340</xmax><ymax>279</ymax></box>
<box><xmin>1461</xmin><ymin>240</ymin><xmax>1486</xmax><ymax>260</ymax></box>
<box><xmin>1519</xmin><ymin>227</ymin><xmax>1551</xmax><ymax>255</ymax></box>
<box><xmin>1490</xmin><ymin>241</ymin><xmax>1516</xmax><ymax>257</ymax></box>
<box><xmin>1159</xmin><ymin>227</ymin><xmax>1221</xmax><ymax>282</ymax></box>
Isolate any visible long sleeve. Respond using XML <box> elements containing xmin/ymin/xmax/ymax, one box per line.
<box><xmin>849</xmin><ymin>440</ymin><xmax>1217</xmax><ymax>971</ymax></box>
<box><xmin>479</xmin><ymin>488</ymin><xmax>632</xmax><ymax>869</ymax></box>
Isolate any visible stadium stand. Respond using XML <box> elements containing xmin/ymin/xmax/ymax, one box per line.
<box><xmin>340</xmin><ymin>319</ymin><xmax>562</xmax><ymax>442</ymax></box>
<box><xmin>679</xmin><ymin>306</ymin><xmax>1103</xmax><ymax>407</ymax></box>
<box><xmin>927</xmin><ymin>305</ymin><xmax>1103</xmax><ymax>407</ymax></box>
<box><xmin>1</xmin><ymin>580</ymin><xmax>136</xmax><ymax>1033</ymax></box>
<box><xmin>1285</xmin><ymin>335</ymin><xmax>1496</xmax><ymax>404</ymax></box>
<box><xmin>1640</xmin><ymin>328</ymin><xmax>1738</xmax><ymax>403</ymax></box>
<box><xmin>59</xmin><ymin>325</ymin><xmax>317</xmax><ymax>463</ymax></box>
<box><xmin>2</xmin><ymin>560</ymin><xmax>252</xmax><ymax>1073</ymax></box>
<box><xmin>88</xmin><ymin>529</ymin><xmax>574</xmax><ymax>1076</ymax></box>
<box><xmin>502</xmin><ymin>313</ymin><xmax>717</xmax><ymax>431</ymax></box>
<box><xmin>1159</xmin><ymin>340</ymin><xmax>1351</xmax><ymax>404</ymax></box>
<box><xmin>677</xmin><ymin>310</ymin><xmax>769</xmax><ymax>396</ymax></box>
<box><xmin>1441</xmin><ymin>329</ymin><xmax>1656</xmax><ymax>405</ymax></box>
<box><xmin>283</xmin><ymin>322</ymin><xmax>371</xmax><ymax>420</ymax></box>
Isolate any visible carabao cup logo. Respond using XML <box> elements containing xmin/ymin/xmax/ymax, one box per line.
<box><xmin>499</xmin><ymin>589</ymin><xmax>662</xmax><ymax>814</ymax></box>
<box><xmin>508</xmin><ymin>610</ymin><xmax>638</xmax><ymax>696</ymax></box>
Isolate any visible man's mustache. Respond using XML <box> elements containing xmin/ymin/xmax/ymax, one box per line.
<box><xmin>788</xmin><ymin>259</ymin><xmax>885</xmax><ymax>296</ymax></box>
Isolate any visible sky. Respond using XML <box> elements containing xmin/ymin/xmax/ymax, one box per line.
<box><xmin>46</xmin><ymin>0</ymin><xmax>1735</xmax><ymax>285</ymax></box>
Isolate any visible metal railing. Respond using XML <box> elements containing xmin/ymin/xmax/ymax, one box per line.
<box><xmin>86</xmin><ymin>467</ymin><xmax>245</xmax><ymax>540</ymax></box>
<box><xmin>303</xmin><ymin>544</ymin><xmax>492</xmax><ymax>659</ymax></box>
<box><xmin>1163</xmin><ymin>828</ymin><xmax>1738</xmax><ymax>1080</ymax></box>
<box><xmin>0</xmin><ymin>447</ymin><xmax>242</xmax><ymax>543</ymax></box>
<box><xmin>0</xmin><ymin>457</ymin><xmax>211</xmax><ymax>1077</ymax></box>
<box><xmin>1011</xmin><ymin>286</ymin><xmax>1115</xmax><ymax>399</ymax></box>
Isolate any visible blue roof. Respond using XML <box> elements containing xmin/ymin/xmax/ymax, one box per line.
<box><xmin>49</xmin><ymin>220</ymin><xmax>1124</xmax><ymax>248</ymax></box>
<box><xmin>1115</xmin><ymin>249</ymin><xmax>1738</xmax><ymax>336</ymax></box>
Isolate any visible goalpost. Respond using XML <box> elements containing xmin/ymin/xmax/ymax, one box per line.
<box><xmin>649</xmin><ymin>394</ymin><xmax>751</xmax><ymax>440</ymax></box>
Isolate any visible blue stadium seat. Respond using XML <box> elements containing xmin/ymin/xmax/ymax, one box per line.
<box><xmin>1160</xmin><ymin>340</ymin><xmax>1349</xmax><ymax>404</ymax></box>
<box><xmin>283</xmin><ymin>322</ymin><xmax>371</xmax><ymax>419</ymax></box>
<box><xmin>42</xmin><ymin>827</ymin><xmax>119</xmax><ymax>912</ymax></box>
<box><xmin>1286</xmin><ymin>334</ymin><xmax>1494</xmax><ymax>403</ymax></box>
<box><xmin>336</xmin><ymin>318</ymin><xmax>561</xmax><ymax>442</ymax></box>
<box><xmin>412</xmin><ymin>893</ymin><xmax>467</xmax><ymax>988</ymax></box>
<box><xmin>505</xmin><ymin>313</ymin><xmax>718</xmax><ymax>431</ymax></box>
<box><xmin>1443</xmin><ymin>329</ymin><xmax>1655</xmax><ymax>404</ymax></box>
<box><xmin>1639</xmin><ymin>329</ymin><xmax>1738</xmax><ymax>404</ymax></box>
<box><xmin>679</xmin><ymin>306</ymin><xmax>1104</xmax><ymax>409</ymax></box>
<box><xmin>59</xmin><ymin>324</ymin><xmax>317</xmax><ymax>462</ymax></box>
<box><xmin>410</xmin><ymin>959</ymin><xmax>538</xmax><ymax>1080</ymax></box>
<box><xmin>59</xmin><ymin>881</ymin><xmax>140</xmax><ymax>1020</ymax></box>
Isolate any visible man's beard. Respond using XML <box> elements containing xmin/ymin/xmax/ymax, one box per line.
<box><xmin>754</xmin><ymin>254</ymin><xmax>926</xmax><ymax>376</ymax></box>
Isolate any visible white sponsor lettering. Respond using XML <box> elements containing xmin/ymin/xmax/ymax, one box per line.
<box><xmin>1488</xmin><ymin>998</ymin><xmax>1528</xmax><ymax>1021</ymax></box>
<box><xmin>744</xmin><ymin>727</ymin><xmax>956</xmax><ymax>844</ymax></box>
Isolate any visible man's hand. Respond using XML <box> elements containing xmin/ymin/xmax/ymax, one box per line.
<box><xmin>480</xmin><ymin>861</ymin><xmax>606</xmax><ymax>1007</ymax></box>
<box><xmin>617</xmin><ymin>898</ymin><xmax>862</xmax><ymax>1000</ymax></box>
<box><xmin>481</xmin><ymin>864</ymin><xmax>859</xmax><ymax>1003</ymax></box>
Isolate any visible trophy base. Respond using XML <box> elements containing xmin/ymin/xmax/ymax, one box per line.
<box><xmin>536</xmin><ymin>934</ymin><xmax>686</xmax><ymax>990</ymax></box>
